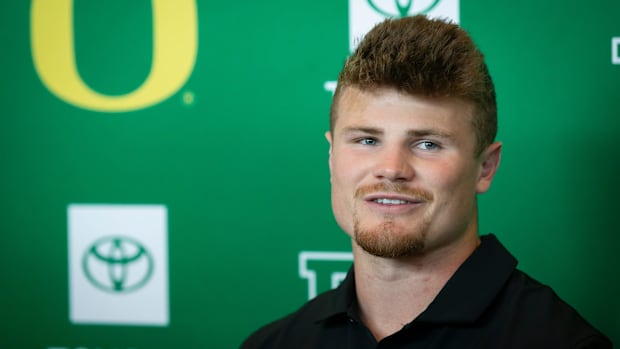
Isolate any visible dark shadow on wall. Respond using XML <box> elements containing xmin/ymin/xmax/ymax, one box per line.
<box><xmin>558</xmin><ymin>129</ymin><xmax>620</xmax><ymax>344</ymax></box>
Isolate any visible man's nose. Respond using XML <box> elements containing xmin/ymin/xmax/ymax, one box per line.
<box><xmin>372</xmin><ymin>145</ymin><xmax>415</xmax><ymax>182</ymax></box>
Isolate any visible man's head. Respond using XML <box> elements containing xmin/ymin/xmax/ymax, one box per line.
<box><xmin>331</xmin><ymin>15</ymin><xmax>496</xmax><ymax>156</ymax></box>
<box><xmin>326</xmin><ymin>15</ymin><xmax>501</xmax><ymax>258</ymax></box>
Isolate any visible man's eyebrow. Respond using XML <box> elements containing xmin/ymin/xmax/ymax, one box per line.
<box><xmin>340</xmin><ymin>126</ymin><xmax>383</xmax><ymax>135</ymax></box>
<box><xmin>339</xmin><ymin>127</ymin><xmax>454</xmax><ymax>139</ymax></box>
<box><xmin>407</xmin><ymin>129</ymin><xmax>453</xmax><ymax>139</ymax></box>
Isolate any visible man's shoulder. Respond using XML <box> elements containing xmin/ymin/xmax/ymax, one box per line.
<box><xmin>240</xmin><ymin>288</ymin><xmax>340</xmax><ymax>349</ymax></box>
<box><xmin>494</xmin><ymin>268</ymin><xmax>611</xmax><ymax>347</ymax></box>
<box><xmin>505</xmin><ymin>268</ymin><xmax>593</xmax><ymax>325</ymax></box>
<box><xmin>239</xmin><ymin>312</ymin><xmax>295</xmax><ymax>349</ymax></box>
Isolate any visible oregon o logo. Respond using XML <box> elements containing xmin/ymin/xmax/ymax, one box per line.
<box><xmin>82</xmin><ymin>236</ymin><xmax>154</xmax><ymax>293</ymax></box>
<box><xmin>367</xmin><ymin>0</ymin><xmax>440</xmax><ymax>17</ymax></box>
<box><xmin>30</xmin><ymin>0</ymin><xmax>197</xmax><ymax>112</ymax></box>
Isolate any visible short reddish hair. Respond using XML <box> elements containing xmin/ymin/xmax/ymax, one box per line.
<box><xmin>330</xmin><ymin>15</ymin><xmax>497</xmax><ymax>155</ymax></box>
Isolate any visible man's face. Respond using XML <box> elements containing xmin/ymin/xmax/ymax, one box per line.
<box><xmin>326</xmin><ymin>87</ymin><xmax>500</xmax><ymax>258</ymax></box>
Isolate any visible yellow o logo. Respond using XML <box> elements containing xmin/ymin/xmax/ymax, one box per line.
<box><xmin>31</xmin><ymin>0</ymin><xmax>197</xmax><ymax>112</ymax></box>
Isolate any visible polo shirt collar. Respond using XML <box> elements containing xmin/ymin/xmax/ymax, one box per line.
<box><xmin>417</xmin><ymin>234</ymin><xmax>517</xmax><ymax>323</ymax></box>
<box><xmin>315</xmin><ymin>234</ymin><xmax>518</xmax><ymax>324</ymax></box>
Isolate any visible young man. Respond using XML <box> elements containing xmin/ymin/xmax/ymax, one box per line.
<box><xmin>241</xmin><ymin>15</ymin><xmax>611</xmax><ymax>348</ymax></box>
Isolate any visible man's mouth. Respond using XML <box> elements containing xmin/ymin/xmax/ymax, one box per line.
<box><xmin>372</xmin><ymin>198</ymin><xmax>413</xmax><ymax>205</ymax></box>
<box><xmin>356</xmin><ymin>183</ymin><xmax>434</xmax><ymax>204</ymax></box>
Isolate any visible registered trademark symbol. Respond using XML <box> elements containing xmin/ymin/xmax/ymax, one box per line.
<box><xmin>181</xmin><ymin>90</ymin><xmax>195</xmax><ymax>107</ymax></box>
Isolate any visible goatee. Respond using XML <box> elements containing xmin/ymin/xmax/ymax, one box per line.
<box><xmin>353</xmin><ymin>182</ymin><xmax>433</xmax><ymax>258</ymax></box>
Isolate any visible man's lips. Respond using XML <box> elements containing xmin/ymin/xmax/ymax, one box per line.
<box><xmin>364</xmin><ymin>193</ymin><xmax>425</xmax><ymax>205</ymax></box>
<box><xmin>355</xmin><ymin>183</ymin><xmax>433</xmax><ymax>204</ymax></box>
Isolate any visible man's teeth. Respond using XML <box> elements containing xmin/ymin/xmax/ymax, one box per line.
<box><xmin>374</xmin><ymin>198</ymin><xmax>410</xmax><ymax>205</ymax></box>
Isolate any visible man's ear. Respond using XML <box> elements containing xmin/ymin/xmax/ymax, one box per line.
<box><xmin>325</xmin><ymin>131</ymin><xmax>333</xmax><ymax>172</ymax></box>
<box><xmin>476</xmin><ymin>142</ymin><xmax>502</xmax><ymax>193</ymax></box>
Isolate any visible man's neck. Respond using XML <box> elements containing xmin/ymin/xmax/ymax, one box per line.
<box><xmin>352</xmin><ymin>233</ymin><xmax>480</xmax><ymax>341</ymax></box>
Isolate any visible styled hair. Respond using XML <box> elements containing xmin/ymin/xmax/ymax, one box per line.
<box><xmin>330</xmin><ymin>15</ymin><xmax>497</xmax><ymax>155</ymax></box>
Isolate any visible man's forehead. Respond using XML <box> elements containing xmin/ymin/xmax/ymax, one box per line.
<box><xmin>336</xmin><ymin>86</ymin><xmax>472</xmax><ymax>111</ymax></box>
<box><xmin>334</xmin><ymin>86</ymin><xmax>474</xmax><ymax>122</ymax></box>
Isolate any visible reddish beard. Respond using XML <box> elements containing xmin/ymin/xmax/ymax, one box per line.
<box><xmin>353</xmin><ymin>183</ymin><xmax>433</xmax><ymax>258</ymax></box>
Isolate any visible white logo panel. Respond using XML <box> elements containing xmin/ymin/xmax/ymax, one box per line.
<box><xmin>349</xmin><ymin>0</ymin><xmax>460</xmax><ymax>52</ymax></box>
<box><xmin>68</xmin><ymin>204</ymin><xmax>169</xmax><ymax>326</ymax></box>
<box><xmin>299</xmin><ymin>251</ymin><xmax>353</xmax><ymax>299</ymax></box>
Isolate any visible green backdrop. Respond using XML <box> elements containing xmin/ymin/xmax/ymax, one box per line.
<box><xmin>1</xmin><ymin>1</ymin><xmax>618</xmax><ymax>348</ymax></box>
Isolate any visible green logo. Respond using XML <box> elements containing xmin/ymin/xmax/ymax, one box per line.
<box><xmin>367</xmin><ymin>0</ymin><xmax>441</xmax><ymax>18</ymax></box>
<box><xmin>82</xmin><ymin>236</ymin><xmax>154</xmax><ymax>293</ymax></box>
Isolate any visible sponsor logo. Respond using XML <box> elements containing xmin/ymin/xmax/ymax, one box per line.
<box><xmin>30</xmin><ymin>0</ymin><xmax>198</xmax><ymax>112</ymax></box>
<box><xmin>299</xmin><ymin>251</ymin><xmax>353</xmax><ymax>299</ymax></box>
<box><xmin>324</xmin><ymin>0</ymin><xmax>460</xmax><ymax>95</ymax></box>
<box><xmin>82</xmin><ymin>236</ymin><xmax>154</xmax><ymax>293</ymax></box>
<box><xmin>68</xmin><ymin>204</ymin><xmax>169</xmax><ymax>326</ymax></box>
<box><xmin>613</xmin><ymin>37</ymin><xmax>620</xmax><ymax>65</ymax></box>
<box><xmin>366</xmin><ymin>0</ymin><xmax>441</xmax><ymax>17</ymax></box>
<box><xmin>349</xmin><ymin>0</ymin><xmax>460</xmax><ymax>52</ymax></box>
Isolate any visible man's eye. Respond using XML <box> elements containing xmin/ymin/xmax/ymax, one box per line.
<box><xmin>417</xmin><ymin>141</ymin><xmax>439</xmax><ymax>150</ymax></box>
<box><xmin>358</xmin><ymin>138</ymin><xmax>377</xmax><ymax>145</ymax></box>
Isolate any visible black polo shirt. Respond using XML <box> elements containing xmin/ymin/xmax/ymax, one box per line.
<box><xmin>241</xmin><ymin>234</ymin><xmax>611</xmax><ymax>348</ymax></box>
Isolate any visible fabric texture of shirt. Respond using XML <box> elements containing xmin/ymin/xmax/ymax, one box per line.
<box><xmin>241</xmin><ymin>234</ymin><xmax>611</xmax><ymax>349</ymax></box>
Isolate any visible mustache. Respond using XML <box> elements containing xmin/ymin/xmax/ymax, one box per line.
<box><xmin>355</xmin><ymin>183</ymin><xmax>434</xmax><ymax>202</ymax></box>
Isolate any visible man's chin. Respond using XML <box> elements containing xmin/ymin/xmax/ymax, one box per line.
<box><xmin>354</xmin><ymin>228</ymin><xmax>426</xmax><ymax>258</ymax></box>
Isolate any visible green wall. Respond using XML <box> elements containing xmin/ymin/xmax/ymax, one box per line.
<box><xmin>1</xmin><ymin>1</ymin><xmax>618</xmax><ymax>348</ymax></box>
